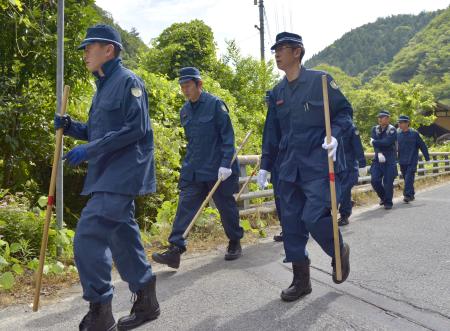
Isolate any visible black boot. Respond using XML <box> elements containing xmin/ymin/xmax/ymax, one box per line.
<box><xmin>79</xmin><ymin>301</ymin><xmax>117</xmax><ymax>331</ymax></box>
<box><xmin>117</xmin><ymin>275</ymin><xmax>160</xmax><ymax>331</ymax></box>
<box><xmin>379</xmin><ymin>199</ymin><xmax>385</xmax><ymax>206</ymax></box>
<box><xmin>224</xmin><ymin>240</ymin><xmax>242</xmax><ymax>260</ymax></box>
<box><xmin>152</xmin><ymin>245</ymin><xmax>184</xmax><ymax>269</ymax></box>
<box><xmin>338</xmin><ymin>215</ymin><xmax>349</xmax><ymax>226</ymax></box>
<box><xmin>281</xmin><ymin>259</ymin><xmax>312</xmax><ymax>302</ymax></box>
<box><xmin>273</xmin><ymin>232</ymin><xmax>283</xmax><ymax>242</ymax></box>
<box><xmin>332</xmin><ymin>242</ymin><xmax>350</xmax><ymax>284</ymax></box>
<box><xmin>403</xmin><ymin>196</ymin><xmax>411</xmax><ymax>203</ymax></box>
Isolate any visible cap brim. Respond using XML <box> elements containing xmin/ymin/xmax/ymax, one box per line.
<box><xmin>77</xmin><ymin>40</ymin><xmax>94</xmax><ymax>50</ymax></box>
<box><xmin>77</xmin><ymin>39</ymin><xmax>123</xmax><ymax>50</ymax></box>
<box><xmin>270</xmin><ymin>39</ymin><xmax>303</xmax><ymax>50</ymax></box>
<box><xmin>178</xmin><ymin>76</ymin><xmax>201</xmax><ymax>84</ymax></box>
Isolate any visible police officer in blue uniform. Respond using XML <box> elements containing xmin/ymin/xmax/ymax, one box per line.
<box><xmin>152</xmin><ymin>67</ymin><xmax>243</xmax><ymax>268</ymax></box>
<box><xmin>397</xmin><ymin>115</ymin><xmax>430</xmax><ymax>202</ymax></box>
<box><xmin>337</xmin><ymin>125</ymin><xmax>367</xmax><ymax>226</ymax></box>
<box><xmin>259</xmin><ymin>90</ymin><xmax>283</xmax><ymax>242</ymax></box>
<box><xmin>370</xmin><ymin>110</ymin><xmax>398</xmax><ymax>210</ymax></box>
<box><xmin>258</xmin><ymin>32</ymin><xmax>353</xmax><ymax>302</ymax></box>
<box><xmin>54</xmin><ymin>24</ymin><xmax>159</xmax><ymax>331</ymax></box>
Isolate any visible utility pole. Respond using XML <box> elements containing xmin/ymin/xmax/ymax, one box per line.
<box><xmin>254</xmin><ymin>0</ymin><xmax>265</xmax><ymax>61</ymax></box>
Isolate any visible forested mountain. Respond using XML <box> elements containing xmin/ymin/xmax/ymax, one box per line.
<box><xmin>385</xmin><ymin>7</ymin><xmax>450</xmax><ymax>103</ymax></box>
<box><xmin>305</xmin><ymin>11</ymin><xmax>439</xmax><ymax>79</ymax></box>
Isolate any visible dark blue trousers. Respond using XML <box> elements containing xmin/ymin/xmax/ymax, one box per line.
<box><xmin>338</xmin><ymin>169</ymin><xmax>358</xmax><ymax>217</ymax></box>
<box><xmin>400</xmin><ymin>164</ymin><xmax>416</xmax><ymax>198</ymax></box>
<box><xmin>169</xmin><ymin>175</ymin><xmax>243</xmax><ymax>248</ymax></box>
<box><xmin>278</xmin><ymin>176</ymin><xmax>343</xmax><ymax>263</ymax></box>
<box><xmin>74</xmin><ymin>192</ymin><xmax>153</xmax><ymax>303</ymax></box>
<box><xmin>370</xmin><ymin>162</ymin><xmax>397</xmax><ymax>206</ymax></box>
<box><xmin>271</xmin><ymin>169</ymin><xmax>282</xmax><ymax>223</ymax></box>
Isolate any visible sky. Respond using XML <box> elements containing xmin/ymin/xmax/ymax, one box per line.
<box><xmin>94</xmin><ymin>0</ymin><xmax>449</xmax><ymax>61</ymax></box>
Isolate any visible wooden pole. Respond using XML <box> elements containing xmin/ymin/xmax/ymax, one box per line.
<box><xmin>182</xmin><ymin>131</ymin><xmax>252</xmax><ymax>239</ymax></box>
<box><xmin>33</xmin><ymin>85</ymin><xmax>70</xmax><ymax>312</ymax></box>
<box><xmin>321</xmin><ymin>75</ymin><xmax>342</xmax><ymax>282</ymax></box>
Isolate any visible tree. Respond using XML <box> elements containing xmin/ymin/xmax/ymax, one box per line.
<box><xmin>141</xmin><ymin>20</ymin><xmax>218</xmax><ymax>79</ymax></box>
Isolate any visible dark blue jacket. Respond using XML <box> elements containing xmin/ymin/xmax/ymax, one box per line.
<box><xmin>261</xmin><ymin>90</ymin><xmax>280</xmax><ymax>180</ymax></box>
<box><xmin>260</xmin><ymin>66</ymin><xmax>353</xmax><ymax>182</ymax></box>
<box><xmin>341</xmin><ymin>125</ymin><xmax>366</xmax><ymax>171</ymax></box>
<box><xmin>397</xmin><ymin>128</ymin><xmax>430</xmax><ymax>166</ymax></box>
<box><xmin>179</xmin><ymin>92</ymin><xmax>238</xmax><ymax>182</ymax></box>
<box><xmin>371</xmin><ymin>124</ymin><xmax>397</xmax><ymax>164</ymax></box>
<box><xmin>65</xmin><ymin>57</ymin><xmax>156</xmax><ymax>196</ymax></box>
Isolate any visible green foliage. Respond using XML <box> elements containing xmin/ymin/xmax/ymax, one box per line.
<box><xmin>386</xmin><ymin>7</ymin><xmax>450</xmax><ymax>102</ymax></box>
<box><xmin>141</xmin><ymin>20</ymin><xmax>218</xmax><ymax>79</ymax></box>
<box><xmin>0</xmin><ymin>191</ymin><xmax>76</xmax><ymax>291</ymax></box>
<box><xmin>305</xmin><ymin>11</ymin><xmax>438</xmax><ymax>78</ymax></box>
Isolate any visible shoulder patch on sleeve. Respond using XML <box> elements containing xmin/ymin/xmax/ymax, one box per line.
<box><xmin>330</xmin><ymin>80</ymin><xmax>339</xmax><ymax>90</ymax></box>
<box><xmin>389</xmin><ymin>127</ymin><xmax>396</xmax><ymax>135</ymax></box>
<box><xmin>131</xmin><ymin>87</ymin><xmax>142</xmax><ymax>97</ymax></box>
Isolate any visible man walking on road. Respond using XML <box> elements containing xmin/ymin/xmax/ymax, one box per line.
<box><xmin>259</xmin><ymin>90</ymin><xmax>283</xmax><ymax>242</ymax></box>
<box><xmin>397</xmin><ymin>115</ymin><xmax>430</xmax><ymax>203</ymax></box>
<box><xmin>258</xmin><ymin>32</ymin><xmax>353</xmax><ymax>302</ymax></box>
<box><xmin>337</xmin><ymin>125</ymin><xmax>367</xmax><ymax>226</ymax></box>
<box><xmin>370</xmin><ymin>110</ymin><xmax>398</xmax><ymax>210</ymax></box>
<box><xmin>54</xmin><ymin>24</ymin><xmax>159</xmax><ymax>331</ymax></box>
<box><xmin>152</xmin><ymin>67</ymin><xmax>244</xmax><ymax>269</ymax></box>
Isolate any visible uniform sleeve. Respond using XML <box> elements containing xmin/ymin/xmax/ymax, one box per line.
<box><xmin>327</xmin><ymin>74</ymin><xmax>353</xmax><ymax>138</ymax></box>
<box><xmin>215</xmin><ymin>100</ymin><xmax>235</xmax><ymax>168</ymax></box>
<box><xmin>260</xmin><ymin>91</ymin><xmax>281</xmax><ymax>172</ymax></box>
<box><xmin>352</xmin><ymin>129</ymin><xmax>366</xmax><ymax>168</ymax></box>
<box><xmin>417</xmin><ymin>132</ymin><xmax>430</xmax><ymax>161</ymax></box>
<box><xmin>372</xmin><ymin>128</ymin><xmax>397</xmax><ymax>148</ymax></box>
<box><xmin>84</xmin><ymin>78</ymin><xmax>150</xmax><ymax>159</ymax></box>
<box><xmin>65</xmin><ymin>119</ymin><xmax>88</xmax><ymax>140</ymax></box>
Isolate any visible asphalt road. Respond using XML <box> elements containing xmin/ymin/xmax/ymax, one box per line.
<box><xmin>1</xmin><ymin>183</ymin><xmax>450</xmax><ymax>330</ymax></box>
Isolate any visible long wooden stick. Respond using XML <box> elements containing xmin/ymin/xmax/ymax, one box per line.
<box><xmin>182</xmin><ymin>131</ymin><xmax>252</xmax><ymax>239</ymax></box>
<box><xmin>33</xmin><ymin>85</ymin><xmax>70</xmax><ymax>312</ymax></box>
<box><xmin>321</xmin><ymin>75</ymin><xmax>342</xmax><ymax>282</ymax></box>
<box><xmin>235</xmin><ymin>156</ymin><xmax>261</xmax><ymax>201</ymax></box>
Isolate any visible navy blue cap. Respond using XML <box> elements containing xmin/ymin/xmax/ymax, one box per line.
<box><xmin>78</xmin><ymin>24</ymin><xmax>123</xmax><ymax>50</ymax></box>
<box><xmin>270</xmin><ymin>32</ymin><xmax>303</xmax><ymax>50</ymax></box>
<box><xmin>178</xmin><ymin>67</ymin><xmax>201</xmax><ymax>84</ymax></box>
<box><xmin>377</xmin><ymin>110</ymin><xmax>390</xmax><ymax>118</ymax></box>
<box><xmin>398</xmin><ymin>115</ymin><xmax>410</xmax><ymax>122</ymax></box>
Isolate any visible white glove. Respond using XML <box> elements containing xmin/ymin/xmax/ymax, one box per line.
<box><xmin>218</xmin><ymin>167</ymin><xmax>232</xmax><ymax>181</ymax></box>
<box><xmin>358</xmin><ymin>166</ymin><xmax>368</xmax><ymax>177</ymax></box>
<box><xmin>370</xmin><ymin>138</ymin><xmax>374</xmax><ymax>146</ymax></box>
<box><xmin>257</xmin><ymin>169</ymin><xmax>269</xmax><ymax>190</ymax></box>
<box><xmin>322</xmin><ymin>136</ymin><xmax>338</xmax><ymax>161</ymax></box>
<box><xmin>377</xmin><ymin>153</ymin><xmax>386</xmax><ymax>163</ymax></box>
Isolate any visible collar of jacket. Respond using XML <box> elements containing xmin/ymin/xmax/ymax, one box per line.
<box><xmin>93</xmin><ymin>57</ymin><xmax>122</xmax><ymax>82</ymax></box>
<box><xmin>279</xmin><ymin>65</ymin><xmax>308</xmax><ymax>89</ymax></box>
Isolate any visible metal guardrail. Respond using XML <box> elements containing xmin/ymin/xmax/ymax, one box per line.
<box><xmin>235</xmin><ymin>152</ymin><xmax>450</xmax><ymax>216</ymax></box>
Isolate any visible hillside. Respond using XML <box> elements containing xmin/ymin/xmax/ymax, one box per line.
<box><xmin>385</xmin><ymin>7</ymin><xmax>450</xmax><ymax>103</ymax></box>
<box><xmin>305</xmin><ymin>11</ymin><xmax>438</xmax><ymax>78</ymax></box>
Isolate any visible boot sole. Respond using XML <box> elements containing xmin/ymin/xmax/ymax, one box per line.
<box><xmin>280</xmin><ymin>288</ymin><xmax>312</xmax><ymax>302</ymax></box>
<box><xmin>117</xmin><ymin>308</ymin><xmax>160</xmax><ymax>331</ymax></box>
<box><xmin>152</xmin><ymin>254</ymin><xmax>179</xmax><ymax>269</ymax></box>
<box><xmin>224</xmin><ymin>252</ymin><xmax>242</xmax><ymax>261</ymax></box>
